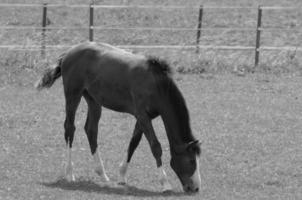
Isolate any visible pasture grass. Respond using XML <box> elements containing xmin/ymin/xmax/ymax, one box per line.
<box><xmin>1</xmin><ymin>74</ymin><xmax>302</xmax><ymax>199</ymax></box>
<box><xmin>1</xmin><ymin>0</ymin><xmax>302</xmax><ymax>199</ymax></box>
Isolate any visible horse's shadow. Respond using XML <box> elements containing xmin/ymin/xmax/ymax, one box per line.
<box><xmin>39</xmin><ymin>178</ymin><xmax>186</xmax><ymax>197</ymax></box>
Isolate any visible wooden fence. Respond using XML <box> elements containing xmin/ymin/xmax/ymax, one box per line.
<box><xmin>0</xmin><ymin>3</ymin><xmax>302</xmax><ymax>66</ymax></box>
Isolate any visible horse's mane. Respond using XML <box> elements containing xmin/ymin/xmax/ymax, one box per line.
<box><xmin>147</xmin><ymin>56</ymin><xmax>200</xmax><ymax>154</ymax></box>
<box><xmin>147</xmin><ymin>56</ymin><xmax>172</xmax><ymax>77</ymax></box>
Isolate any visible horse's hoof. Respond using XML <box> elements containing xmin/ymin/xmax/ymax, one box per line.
<box><xmin>118</xmin><ymin>181</ymin><xmax>126</xmax><ymax>185</ymax></box>
<box><xmin>162</xmin><ymin>189</ymin><xmax>173</xmax><ymax>193</ymax></box>
<box><xmin>162</xmin><ymin>187</ymin><xmax>173</xmax><ymax>193</ymax></box>
<box><xmin>95</xmin><ymin>169</ymin><xmax>110</xmax><ymax>182</ymax></box>
<box><xmin>99</xmin><ymin>174</ymin><xmax>110</xmax><ymax>182</ymax></box>
<box><xmin>101</xmin><ymin>176</ymin><xmax>110</xmax><ymax>182</ymax></box>
<box><xmin>65</xmin><ymin>174</ymin><xmax>75</xmax><ymax>182</ymax></box>
<box><xmin>161</xmin><ymin>180</ymin><xmax>173</xmax><ymax>191</ymax></box>
<box><xmin>117</xmin><ymin>176</ymin><xmax>127</xmax><ymax>185</ymax></box>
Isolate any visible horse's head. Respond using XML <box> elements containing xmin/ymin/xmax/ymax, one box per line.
<box><xmin>170</xmin><ymin>140</ymin><xmax>201</xmax><ymax>193</ymax></box>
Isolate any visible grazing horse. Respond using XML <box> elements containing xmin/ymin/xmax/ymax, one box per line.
<box><xmin>35</xmin><ymin>42</ymin><xmax>201</xmax><ymax>193</ymax></box>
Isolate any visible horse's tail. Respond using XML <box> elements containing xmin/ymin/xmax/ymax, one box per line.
<box><xmin>35</xmin><ymin>53</ymin><xmax>65</xmax><ymax>91</ymax></box>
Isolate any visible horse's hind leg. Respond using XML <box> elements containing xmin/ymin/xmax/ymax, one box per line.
<box><xmin>63</xmin><ymin>93</ymin><xmax>81</xmax><ymax>182</ymax></box>
<box><xmin>83</xmin><ymin>91</ymin><xmax>109</xmax><ymax>182</ymax></box>
<box><xmin>118</xmin><ymin>121</ymin><xmax>143</xmax><ymax>184</ymax></box>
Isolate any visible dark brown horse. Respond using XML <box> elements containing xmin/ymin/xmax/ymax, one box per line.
<box><xmin>35</xmin><ymin>42</ymin><xmax>201</xmax><ymax>193</ymax></box>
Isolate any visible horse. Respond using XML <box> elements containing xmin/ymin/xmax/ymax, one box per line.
<box><xmin>35</xmin><ymin>42</ymin><xmax>201</xmax><ymax>193</ymax></box>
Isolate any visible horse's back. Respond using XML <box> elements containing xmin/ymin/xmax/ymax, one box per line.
<box><xmin>66</xmin><ymin>42</ymin><xmax>141</xmax><ymax>60</ymax></box>
<box><xmin>61</xmin><ymin>42</ymin><xmax>148</xmax><ymax>86</ymax></box>
<box><xmin>60</xmin><ymin>42</ymin><xmax>157</xmax><ymax>114</ymax></box>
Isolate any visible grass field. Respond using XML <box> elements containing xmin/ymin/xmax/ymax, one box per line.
<box><xmin>2</xmin><ymin>74</ymin><xmax>302</xmax><ymax>200</ymax></box>
<box><xmin>1</xmin><ymin>0</ymin><xmax>302</xmax><ymax>199</ymax></box>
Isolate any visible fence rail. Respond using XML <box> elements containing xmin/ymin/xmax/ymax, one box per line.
<box><xmin>1</xmin><ymin>3</ymin><xmax>302</xmax><ymax>9</ymax></box>
<box><xmin>1</xmin><ymin>3</ymin><xmax>302</xmax><ymax>66</ymax></box>
<box><xmin>2</xmin><ymin>44</ymin><xmax>301</xmax><ymax>51</ymax></box>
<box><xmin>1</xmin><ymin>44</ymin><xmax>256</xmax><ymax>50</ymax></box>
<box><xmin>2</xmin><ymin>26</ymin><xmax>302</xmax><ymax>32</ymax></box>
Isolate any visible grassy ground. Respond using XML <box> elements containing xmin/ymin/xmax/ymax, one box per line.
<box><xmin>1</xmin><ymin>0</ymin><xmax>302</xmax><ymax>199</ymax></box>
<box><xmin>1</xmin><ymin>74</ymin><xmax>302</xmax><ymax>200</ymax></box>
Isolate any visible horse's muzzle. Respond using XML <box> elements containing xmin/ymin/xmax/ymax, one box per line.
<box><xmin>183</xmin><ymin>184</ymin><xmax>200</xmax><ymax>193</ymax></box>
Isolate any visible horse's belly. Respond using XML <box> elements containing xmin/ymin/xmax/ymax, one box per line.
<box><xmin>102</xmin><ymin>96</ymin><xmax>134</xmax><ymax>114</ymax></box>
<box><xmin>87</xmin><ymin>81</ymin><xmax>135</xmax><ymax>114</ymax></box>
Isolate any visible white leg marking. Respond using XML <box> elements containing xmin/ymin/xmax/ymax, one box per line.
<box><xmin>65</xmin><ymin>146</ymin><xmax>75</xmax><ymax>182</ymax></box>
<box><xmin>190</xmin><ymin>157</ymin><xmax>201</xmax><ymax>190</ymax></box>
<box><xmin>118</xmin><ymin>160</ymin><xmax>129</xmax><ymax>185</ymax></box>
<box><xmin>93</xmin><ymin>147</ymin><xmax>110</xmax><ymax>182</ymax></box>
<box><xmin>158</xmin><ymin>166</ymin><xmax>173</xmax><ymax>191</ymax></box>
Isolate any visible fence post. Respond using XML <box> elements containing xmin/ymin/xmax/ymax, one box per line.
<box><xmin>196</xmin><ymin>5</ymin><xmax>203</xmax><ymax>53</ymax></box>
<box><xmin>89</xmin><ymin>2</ymin><xmax>94</xmax><ymax>41</ymax></box>
<box><xmin>255</xmin><ymin>5</ymin><xmax>262</xmax><ymax>67</ymax></box>
<box><xmin>41</xmin><ymin>3</ymin><xmax>47</xmax><ymax>58</ymax></box>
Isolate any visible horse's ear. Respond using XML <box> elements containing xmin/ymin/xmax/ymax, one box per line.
<box><xmin>174</xmin><ymin>140</ymin><xmax>202</xmax><ymax>154</ymax></box>
<box><xmin>187</xmin><ymin>140</ymin><xmax>201</xmax><ymax>147</ymax></box>
<box><xmin>187</xmin><ymin>140</ymin><xmax>202</xmax><ymax>155</ymax></box>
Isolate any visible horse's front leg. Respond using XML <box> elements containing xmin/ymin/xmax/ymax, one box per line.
<box><xmin>136</xmin><ymin>115</ymin><xmax>172</xmax><ymax>192</ymax></box>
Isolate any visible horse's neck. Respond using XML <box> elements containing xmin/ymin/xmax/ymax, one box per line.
<box><xmin>160</xmin><ymin>99</ymin><xmax>191</xmax><ymax>151</ymax></box>
<box><xmin>155</xmin><ymin>77</ymin><xmax>192</xmax><ymax>152</ymax></box>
